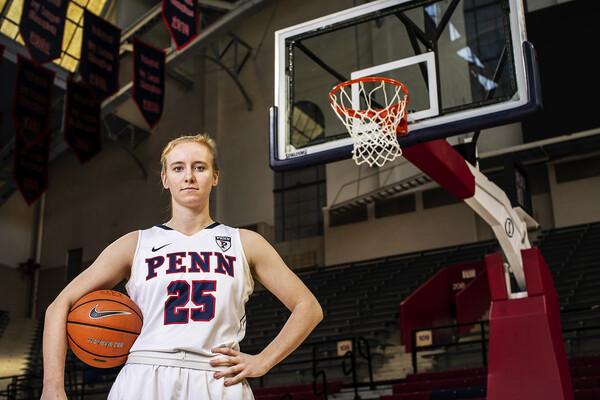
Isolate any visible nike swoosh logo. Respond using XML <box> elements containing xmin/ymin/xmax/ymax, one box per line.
<box><xmin>152</xmin><ymin>243</ymin><xmax>171</xmax><ymax>252</ymax></box>
<box><xmin>89</xmin><ymin>305</ymin><xmax>131</xmax><ymax>319</ymax></box>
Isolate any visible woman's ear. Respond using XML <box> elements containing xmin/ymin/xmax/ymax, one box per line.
<box><xmin>161</xmin><ymin>172</ymin><xmax>169</xmax><ymax>189</ymax></box>
<box><xmin>213</xmin><ymin>171</ymin><xmax>219</xmax><ymax>187</ymax></box>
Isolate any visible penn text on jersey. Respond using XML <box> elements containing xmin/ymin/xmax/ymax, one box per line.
<box><xmin>145</xmin><ymin>251</ymin><xmax>236</xmax><ymax>280</ymax></box>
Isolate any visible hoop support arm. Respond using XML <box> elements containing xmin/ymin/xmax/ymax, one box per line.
<box><xmin>402</xmin><ymin>140</ymin><xmax>538</xmax><ymax>294</ymax></box>
<box><xmin>463</xmin><ymin>163</ymin><xmax>539</xmax><ymax>294</ymax></box>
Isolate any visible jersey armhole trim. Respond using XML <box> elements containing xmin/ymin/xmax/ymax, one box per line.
<box><xmin>235</xmin><ymin>228</ymin><xmax>255</xmax><ymax>295</ymax></box>
<box><xmin>126</xmin><ymin>229</ymin><xmax>144</xmax><ymax>289</ymax></box>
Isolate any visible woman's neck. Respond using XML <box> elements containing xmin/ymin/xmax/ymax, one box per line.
<box><xmin>166</xmin><ymin>206</ymin><xmax>214</xmax><ymax>236</ymax></box>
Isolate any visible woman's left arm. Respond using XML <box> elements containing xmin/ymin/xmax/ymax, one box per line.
<box><xmin>210</xmin><ymin>229</ymin><xmax>323</xmax><ymax>386</ymax></box>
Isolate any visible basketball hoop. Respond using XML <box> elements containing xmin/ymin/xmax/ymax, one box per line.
<box><xmin>330</xmin><ymin>77</ymin><xmax>408</xmax><ymax>167</ymax></box>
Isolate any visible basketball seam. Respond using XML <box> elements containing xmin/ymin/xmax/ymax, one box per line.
<box><xmin>66</xmin><ymin>320</ymin><xmax>141</xmax><ymax>336</ymax></box>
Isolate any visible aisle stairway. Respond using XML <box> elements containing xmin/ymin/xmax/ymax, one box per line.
<box><xmin>0</xmin><ymin>317</ymin><xmax>38</xmax><ymax>391</ymax></box>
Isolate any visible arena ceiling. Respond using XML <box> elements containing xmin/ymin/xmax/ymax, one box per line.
<box><xmin>0</xmin><ymin>0</ymin><xmax>599</xmax><ymax>208</ymax></box>
<box><xmin>0</xmin><ymin>0</ymin><xmax>277</xmax><ymax>207</ymax></box>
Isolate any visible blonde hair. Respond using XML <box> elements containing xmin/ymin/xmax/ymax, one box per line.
<box><xmin>160</xmin><ymin>133</ymin><xmax>218</xmax><ymax>174</ymax></box>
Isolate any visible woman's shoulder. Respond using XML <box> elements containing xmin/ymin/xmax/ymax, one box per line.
<box><xmin>238</xmin><ymin>228</ymin><xmax>273</xmax><ymax>260</ymax></box>
<box><xmin>112</xmin><ymin>230</ymin><xmax>140</xmax><ymax>251</ymax></box>
<box><xmin>238</xmin><ymin>227</ymin><xmax>265</xmax><ymax>243</ymax></box>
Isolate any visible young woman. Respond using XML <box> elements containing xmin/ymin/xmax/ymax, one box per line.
<box><xmin>41</xmin><ymin>134</ymin><xmax>323</xmax><ymax>399</ymax></box>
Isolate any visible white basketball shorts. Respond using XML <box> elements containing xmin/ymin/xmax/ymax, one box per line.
<box><xmin>108</xmin><ymin>363</ymin><xmax>255</xmax><ymax>400</ymax></box>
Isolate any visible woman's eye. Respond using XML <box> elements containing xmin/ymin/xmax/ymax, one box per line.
<box><xmin>195</xmin><ymin>166</ymin><xmax>205</xmax><ymax>171</ymax></box>
<box><xmin>174</xmin><ymin>166</ymin><xmax>183</xmax><ymax>172</ymax></box>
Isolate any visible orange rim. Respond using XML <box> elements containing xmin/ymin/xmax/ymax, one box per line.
<box><xmin>329</xmin><ymin>76</ymin><xmax>409</xmax><ymax>120</ymax></box>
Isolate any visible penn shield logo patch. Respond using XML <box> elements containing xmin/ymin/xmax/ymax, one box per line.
<box><xmin>215</xmin><ymin>236</ymin><xmax>231</xmax><ymax>252</ymax></box>
<box><xmin>89</xmin><ymin>305</ymin><xmax>131</xmax><ymax>319</ymax></box>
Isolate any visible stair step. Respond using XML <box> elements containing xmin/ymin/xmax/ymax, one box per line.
<box><xmin>0</xmin><ymin>318</ymin><xmax>39</xmax><ymax>378</ymax></box>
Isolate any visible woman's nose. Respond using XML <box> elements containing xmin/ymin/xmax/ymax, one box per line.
<box><xmin>184</xmin><ymin>168</ymin><xmax>195</xmax><ymax>182</ymax></box>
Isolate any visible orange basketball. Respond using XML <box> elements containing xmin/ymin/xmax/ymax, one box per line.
<box><xmin>67</xmin><ymin>289</ymin><xmax>143</xmax><ymax>368</ymax></box>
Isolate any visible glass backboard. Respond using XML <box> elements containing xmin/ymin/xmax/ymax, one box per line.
<box><xmin>269</xmin><ymin>0</ymin><xmax>541</xmax><ymax>171</ymax></box>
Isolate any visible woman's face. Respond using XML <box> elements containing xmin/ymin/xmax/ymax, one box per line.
<box><xmin>161</xmin><ymin>141</ymin><xmax>219</xmax><ymax>209</ymax></box>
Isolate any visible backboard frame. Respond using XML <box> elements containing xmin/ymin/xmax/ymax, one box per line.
<box><xmin>269</xmin><ymin>0</ymin><xmax>541</xmax><ymax>172</ymax></box>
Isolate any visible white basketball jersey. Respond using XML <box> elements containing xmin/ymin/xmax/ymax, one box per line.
<box><xmin>126</xmin><ymin>223</ymin><xmax>254</xmax><ymax>359</ymax></box>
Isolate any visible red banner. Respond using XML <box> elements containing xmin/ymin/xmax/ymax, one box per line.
<box><xmin>133</xmin><ymin>37</ymin><xmax>165</xmax><ymax>128</ymax></box>
<box><xmin>0</xmin><ymin>42</ymin><xmax>3</xmax><ymax>126</ymax></box>
<box><xmin>13</xmin><ymin>132</ymin><xmax>50</xmax><ymax>205</ymax></box>
<box><xmin>19</xmin><ymin>0</ymin><xmax>68</xmax><ymax>64</ymax></box>
<box><xmin>79</xmin><ymin>10</ymin><xmax>120</xmax><ymax>102</ymax></box>
<box><xmin>64</xmin><ymin>79</ymin><xmax>101</xmax><ymax>164</ymax></box>
<box><xmin>12</xmin><ymin>55</ymin><xmax>54</xmax><ymax>148</ymax></box>
<box><xmin>162</xmin><ymin>0</ymin><xmax>198</xmax><ymax>50</ymax></box>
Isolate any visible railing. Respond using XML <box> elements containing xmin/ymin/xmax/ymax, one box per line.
<box><xmin>410</xmin><ymin>312</ymin><xmax>600</xmax><ymax>374</ymax></box>
<box><xmin>6</xmin><ymin>317</ymin><xmax>600</xmax><ymax>398</ymax></box>
<box><xmin>310</xmin><ymin>336</ymin><xmax>374</xmax><ymax>400</ymax></box>
<box><xmin>253</xmin><ymin>335</ymin><xmax>375</xmax><ymax>398</ymax></box>
<box><xmin>411</xmin><ymin>320</ymin><xmax>489</xmax><ymax>374</ymax></box>
<box><xmin>0</xmin><ymin>364</ymin><xmax>118</xmax><ymax>400</ymax></box>
<box><xmin>0</xmin><ymin>373</ymin><xmax>41</xmax><ymax>400</ymax></box>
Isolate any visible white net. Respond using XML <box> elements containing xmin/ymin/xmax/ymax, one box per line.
<box><xmin>330</xmin><ymin>78</ymin><xmax>408</xmax><ymax>167</ymax></box>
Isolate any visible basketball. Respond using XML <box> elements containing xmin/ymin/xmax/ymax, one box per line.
<box><xmin>66</xmin><ymin>290</ymin><xmax>143</xmax><ymax>368</ymax></box>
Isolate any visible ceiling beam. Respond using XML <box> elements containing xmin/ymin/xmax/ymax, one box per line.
<box><xmin>102</xmin><ymin>0</ymin><xmax>279</xmax><ymax>113</ymax></box>
<box><xmin>198</xmin><ymin>0</ymin><xmax>236</xmax><ymax>12</ymax></box>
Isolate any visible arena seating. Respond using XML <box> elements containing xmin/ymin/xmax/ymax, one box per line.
<box><xmin>405</xmin><ymin>367</ymin><xmax>488</xmax><ymax>383</ymax></box>
<box><xmin>378</xmin><ymin>365</ymin><xmax>487</xmax><ymax>400</ymax></box>
<box><xmin>252</xmin><ymin>380</ymin><xmax>344</xmax><ymax>399</ymax></box>
<box><xmin>571</xmin><ymin>353</ymin><xmax>600</xmax><ymax>399</ymax></box>
<box><xmin>244</xmin><ymin>240</ymin><xmax>498</xmax><ymax>386</ymax></box>
<box><xmin>244</xmin><ymin>221</ymin><xmax>600</xmax><ymax>392</ymax></box>
<box><xmin>537</xmin><ymin>222</ymin><xmax>600</xmax><ymax>356</ymax></box>
<box><xmin>380</xmin><ymin>353</ymin><xmax>600</xmax><ymax>400</ymax></box>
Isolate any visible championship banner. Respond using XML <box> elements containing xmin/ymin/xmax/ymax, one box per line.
<box><xmin>133</xmin><ymin>37</ymin><xmax>165</xmax><ymax>128</ymax></box>
<box><xmin>64</xmin><ymin>79</ymin><xmax>101</xmax><ymax>164</ymax></box>
<box><xmin>19</xmin><ymin>0</ymin><xmax>68</xmax><ymax>64</ymax></box>
<box><xmin>12</xmin><ymin>55</ymin><xmax>54</xmax><ymax>148</ymax></box>
<box><xmin>162</xmin><ymin>0</ymin><xmax>198</xmax><ymax>50</ymax></box>
<box><xmin>13</xmin><ymin>132</ymin><xmax>50</xmax><ymax>205</ymax></box>
<box><xmin>79</xmin><ymin>9</ymin><xmax>120</xmax><ymax>102</ymax></box>
<box><xmin>0</xmin><ymin>42</ymin><xmax>3</xmax><ymax>126</ymax></box>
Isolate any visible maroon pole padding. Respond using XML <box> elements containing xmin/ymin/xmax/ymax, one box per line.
<box><xmin>402</xmin><ymin>140</ymin><xmax>476</xmax><ymax>200</ymax></box>
<box><xmin>455</xmin><ymin>266</ymin><xmax>490</xmax><ymax>333</ymax></box>
<box><xmin>64</xmin><ymin>79</ymin><xmax>101</xmax><ymax>164</ymax></box>
<box><xmin>19</xmin><ymin>0</ymin><xmax>68</xmax><ymax>64</ymax></box>
<box><xmin>399</xmin><ymin>268</ymin><xmax>453</xmax><ymax>353</ymax></box>
<box><xmin>132</xmin><ymin>37</ymin><xmax>165</xmax><ymax>129</ymax></box>
<box><xmin>485</xmin><ymin>252</ymin><xmax>508</xmax><ymax>301</ymax></box>
<box><xmin>12</xmin><ymin>55</ymin><xmax>55</xmax><ymax>148</ymax></box>
<box><xmin>486</xmin><ymin>248</ymin><xmax>574</xmax><ymax>400</ymax></box>
<box><xmin>79</xmin><ymin>10</ymin><xmax>121</xmax><ymax>102</ymax></box>
<box><xmin>162</xmin><ymin>0</ymin><xmax>198</xmax><ymax>50</ymax></box>
<box><xmin>13</xmin><ymin>132</ymin><xmax>50</xmax><ymax>205</ymax></box>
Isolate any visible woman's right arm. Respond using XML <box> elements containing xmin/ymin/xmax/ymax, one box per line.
<box><xmin>40</xmin><ymin>231</ymin><xmax>138</xmax><ymax>400</ymax></box>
